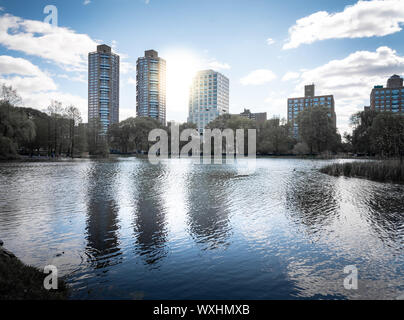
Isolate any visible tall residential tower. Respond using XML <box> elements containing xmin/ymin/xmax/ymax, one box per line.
<box><xmin>188</xmin><ymin>70</ymin><xmax>229</xmax><ymax>133</ymax></box>
<box><xmin>88</xmin><ymin>44</ymin><xmax>120</xmax><ymax>133</ymax></box>
<box><xmin>136</xmin><ymin>50</ymin><xmax>167</xmax><ymax>125</ymax></box>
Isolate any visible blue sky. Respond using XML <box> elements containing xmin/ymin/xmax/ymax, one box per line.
<box><xmin>1</xmin><ymin>0</ymin><xmax>404</xmax><ymax>134</ymax></box>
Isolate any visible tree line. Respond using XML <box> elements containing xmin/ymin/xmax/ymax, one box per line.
<box><xmin>0</xmin><ymin>84</ymin><xmax>85</xmax><ymax>159</ymax></box>
<box><xmin>1</xmin><ymin>84</ymin><xmax>403</xmax><ymax>160</ymax></box>
<box><xmin>109</xmin><ymin>106</ymin><xmax>341</xmax><ymax>156</ymax></box>
<box><xmin>345</xmin><ymin>109</ymin><xmax>404</xmax><ymax>162</ymax></box>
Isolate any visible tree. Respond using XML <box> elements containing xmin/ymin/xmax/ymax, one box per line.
<box><xmin>64</xmin><ymin>105</ymin><xmax>82</xmax><ymax>157</ymax></box>
<box><xmin>370</xmin><ymin>113</ymin><xmax>404</xmax><ymax>162</ymax></box>
<box><xmin>206</xmin><ymin>114</ymin><xmax>256</xmax><ymax>155</ymax></box>
<box><xmin>293</xmin><ymin>142</ymin><xmax>310</xmax><ymax>155</ymax></box>
<box><xmin>0</xmin><ymin>86</ymin><xmax>87</xmax><ymax>158</ymax></box>
<box><xmin>350</xmin><ymin>109</ymin><xmax>379</xmax><ymax>155</ymax></box>
<box><xmin>257</xmin><ymin>118</ymin><xmax>294</xmax><ymax>155</ymax></box>
<box><xmin>0</xmin><ymin>84</ymin><xmax>23</xmax><ymax>106</ymax></box>
<box><xmin>297</xmin><ymin>106</ymin><xmax>340</xmax><ymax>154</ymax></box>
<box><xmin>47</xmin><ymin>101</ymin><xmax>64</xmax><ymax>156</ymax></box>
<box><xmin>87</xmin><ymin>119</ymin><xmax>109</xmax><ymax>157</ymax></box>
<box><xmin>0</xmin><ymin>101</ymin><xmax>36</xmax><ymax>158</ymax></box>
<box><xmin>108</xmin><ymin>117</ymin><xmax>164</xmax><ymax>154</ymax></box>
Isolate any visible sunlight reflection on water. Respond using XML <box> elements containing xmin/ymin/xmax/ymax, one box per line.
<box><xmin>0</xmin><ymin>158</ymin><xmax>403</xmax><ymax>299</ymax></box>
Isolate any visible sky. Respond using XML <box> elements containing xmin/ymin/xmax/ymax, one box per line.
<box><xmin>1</xmin><ymin>0</ymin><xmax>404</xmax><ymax>134</ymax></box>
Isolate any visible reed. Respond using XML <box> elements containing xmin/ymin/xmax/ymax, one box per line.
<box><xmin>320</xmin><ymin>161</ymin><xmax>404</xmax><ymax>183</ymax></box>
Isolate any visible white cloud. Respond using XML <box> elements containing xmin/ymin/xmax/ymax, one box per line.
<box><xmin>83</xmin><ymin>0</ymin><xmax>91</xmax><ymax>5</ymax></box>
<box><xmin>0</xmin><ymin>13</ymin><xmax>98</xmax><ymax>71</ymax></box>
<box><xmin>0</xmin><ymin>55</ymin><xmax>57</xmax><ymax>93</ymax></box>
<box><xmin>292</xmin><ymin>46</ymin><xmax>404</xmax><ymax>133</ymax></box>
<box><xmin>56</xmin><ymin>73</ymin><xmax>87</xmax><ymax>83</ymax></box>
<box><xmin>240</xmin><ymin>69</ymin><xmax>277</xmax><ymax>86</ymax></box>
<box><xmin>266</xmin><ymin>38</ymin><xmax>275</xmax><ymax>45</ymax></box>
<box><xmin>207</xmin><ymin>59</ymin><xmax>231</xmax><ymax>70</ymax></box>
<box><xmin>283</xmin><ymin>0</ymin><xmax>404</xmax><ymax>49</ymax></box>
<box><xmin>265</xmin><ymin>92</ymin><xmax>287</xmax><ymax>118</ymax></box>
<box><xmin>24</xmin><ymin>91</ymin><xmax>88</xmax><ymax>121</ymax></box>
<box><xmin>282</xmin><ymin>71</ymin><xmax>300</xmax><ymax>82</ymax></box>
<box><xmin>0</xmin><ymin>55</ymin><xmax>88</xmax><ymax>121</ymax></box>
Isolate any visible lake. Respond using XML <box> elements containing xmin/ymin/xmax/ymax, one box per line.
<box><xmin>0</xmin><ymin>158</ymin><xmax>403</xmax><ymax>299</ymax></box>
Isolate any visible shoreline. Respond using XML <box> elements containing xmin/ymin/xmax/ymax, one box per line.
<box><xmin>0</xmin><ymin>154</ymin><xmax>381</xmax><ymax>163</ymax></box>
<box><xmin>0</xmin><ymin>241</ymin><xmax>69</xmax><ymax>300</ymax></box>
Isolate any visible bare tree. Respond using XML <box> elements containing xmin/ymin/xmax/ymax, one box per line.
<box><xmin>64</xmin><ymin>105</ymin><xmax>82</xmax><ymax>158</ymax></box>
<box><xmin>47</xmin><ymin>101</ymin><xmax>64</xmax><ymax>156</ymax></box>
<box><xmin>0</xmin><ymin>84</ymin><xmax>23</xmax><ymax>106</ymax></box>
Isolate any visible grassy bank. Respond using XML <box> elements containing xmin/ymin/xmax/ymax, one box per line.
<box><xmin>320</xmin><ymin>160</ymin><xmax>404</xmax><ymax>183</ymax></box>
<box><xmin>0</xmin><ymin>246</ymin><xmax>69</xmax><ymax>300</ymax></box>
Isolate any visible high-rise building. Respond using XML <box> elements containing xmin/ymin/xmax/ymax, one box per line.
<box><xmin>239</xmin><ymin>108</ymin><xmax>267</xmax><ymax>124</ymax></box>
<box><xmin>287</xmin><ymin>84</ymin><xmax>336</xmax><ymax>137</ymax></box>
<box><xmin>88</xmin><ymin>44</ymin><xmax>120</xmax><ymax>133</ymax></box>
<box><xmin>370</xmin><ymin>75</ymin><xmax>404</xmax><ymax>114</ymax></box>
<box><xmin>136</xmin><ymin>50</ymin><xmax>167</xmax><ymax>125</ymax></box>
<box><xmin>188</xmin><ymin>69</ymin><xmax>229</xmax><ymax>133</ymax></box>
<box><xmin>304</xmin><ymin>84</ymin><xmax>315</xmax><ymax>97</ymax></box>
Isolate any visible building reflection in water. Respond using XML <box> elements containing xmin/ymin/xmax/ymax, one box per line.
<box><xmin>132</xmin><ymin>163</ymin><xmax>168</xmax><ymax>267</ymax></box>
<box><xmin>184</xmin><ymin>166</ymin><xmax>232</xmax><ymax>250</ymax></box>
<box><xmin>85</xmin><ymin>161</ymin><xmax>122</xmax><ymax>270</ymax></box>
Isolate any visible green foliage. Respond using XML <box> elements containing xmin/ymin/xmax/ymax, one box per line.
<box><xmin>350</xmin><ymin>110</ymin><xmax>404</xmax><ymax>160</ymax></box>
<box><xmin>292</xmin><ymin>142</ymin><xmax>310</xmax><ymax>155</ymax></box>
<box><xmin>205</xmin><ymin>114</ymin><xmax>295</xmax><ymax>155</ymax></box>
<box><xmin>297</xmin><ymin>106</ymin><xmax>340</xmax><ymax>154</ymax></box>
<box><xmin>257</xmin><ymin>118</ymin><xmax>294</xmax><ymax>154</ymax></box>
<box><xmin>0</xmin><ymin>101</ymin><xmax>36</xmax><ymax>158</ymax></box>
<box><xmin>109</xmin><ymin>117</ymin><xmax>165</xmax><ymax>154</ymax></box>
<box><xmin>0</xmin><ymin>85</ymin><xmax>86</xmax><ymax>159</ymax></box>
<box><xmin>370</xmin><ymin>113</ymin><xmax>404</xmax><ymax>159</ymax></box>
<box><xmin>350</xmin><ymin>109</ymin><xmax>379</xmax><ymax>154</ymax></box>
<box><xmin>207</xmin><ymin>114</ymin><xmax>256</xmax><ymax>131</ymax></box>
<box><xmin>0</xmin><ymin>136</ymin><xmax>18</xmax><ymax>159</ymax></box>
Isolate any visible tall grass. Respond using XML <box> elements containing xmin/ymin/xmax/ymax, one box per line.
<box><xmin>320</xmin><ymin>161</ymin><xmax>404</xmax><ymax>183</ymax></box>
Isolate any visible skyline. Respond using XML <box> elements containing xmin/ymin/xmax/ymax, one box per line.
<box><xmin>0</xmin><ymin>0</ymin><xmax>404</xmax><ymax>135</ymax></box>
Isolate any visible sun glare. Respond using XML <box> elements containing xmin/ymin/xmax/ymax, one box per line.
<box><xmin>163</xmin><ymin>49</ymin><xmax>204</xmax><ymax>121</ymax></box>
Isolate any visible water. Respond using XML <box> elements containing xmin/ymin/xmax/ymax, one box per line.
<box><xmin>0</xmin><ymin>158</ymin><xmax>403</xmax><ymax>300</ymax></box>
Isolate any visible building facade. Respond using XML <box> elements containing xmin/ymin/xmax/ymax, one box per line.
<box><xmin>239</xmin><ymin>108</ymin><xmax>267</xmax><ymax>124</ymax></box>
<box><xmin>88</xmin><ymin>44</ymin><xmax>120</xmax><ymax>133</ymax></box>
<box><xmin>136</xmin><ymin>50</ymin><xmax>167</xmax><ymax>125</ymax></box>
<box><xmin>188</xmin><ymin>69</ymin><xmax>229</xmax><ymax>133</ymax></box>
<box><xmin>370</xmin><ymin>75</ymin><xmax>404</xmax><ymax>114</ymax></box>
<box><xmin>287</xmin><ymin>84</ymin><xmax>336</xmax><ymax>137</ymax></box>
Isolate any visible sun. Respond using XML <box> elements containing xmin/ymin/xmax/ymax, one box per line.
<box><xmin>162</xmin><ymin>49</ymin><xmax>204</xmax><ymax>122</ymax></box>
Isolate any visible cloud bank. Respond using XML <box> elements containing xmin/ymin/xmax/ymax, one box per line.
<box><xmin>283</xmin><ymin>0</ymin><xmax>404</xmax><ymax>49</ymax></box>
